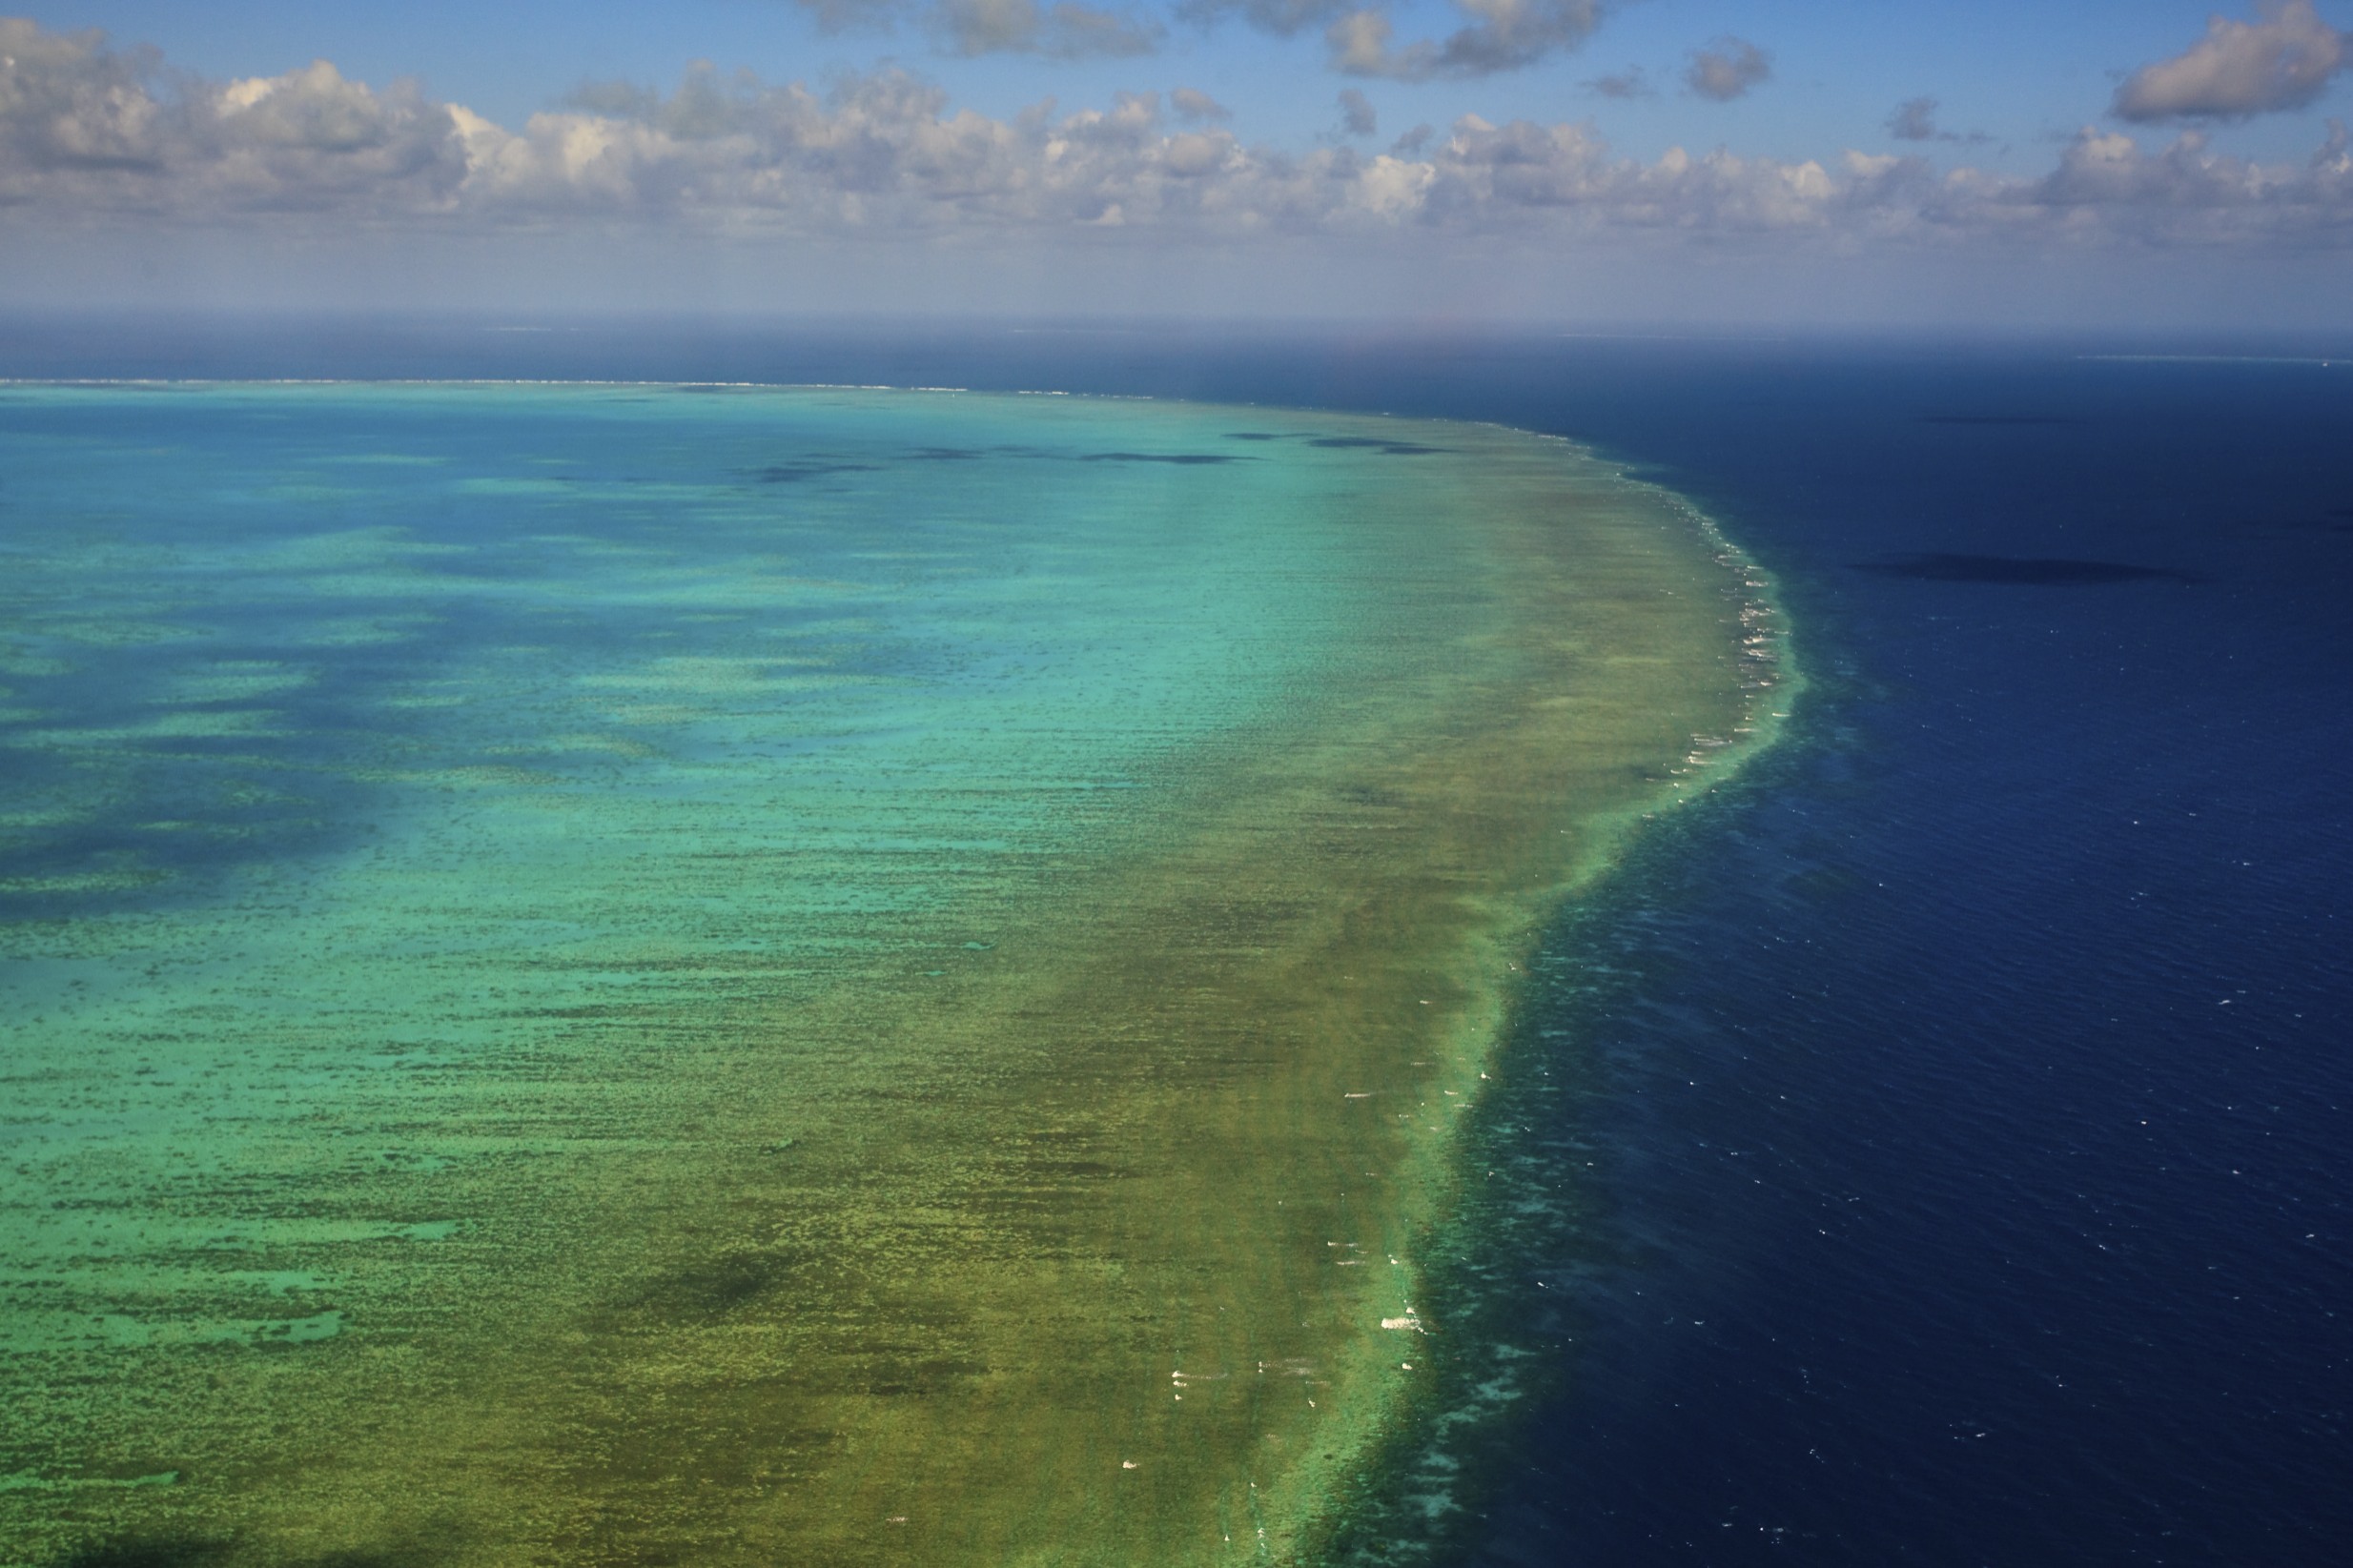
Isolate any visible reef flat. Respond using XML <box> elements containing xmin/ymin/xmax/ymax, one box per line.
<box><xmin>0</xmin><ymin>385</ymin><xmax>1783</xmax><ymax>1566</ymax></box>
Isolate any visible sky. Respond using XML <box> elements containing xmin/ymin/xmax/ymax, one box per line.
<box><xmin>3</xmin><ymin>1</ymin><xmax>2351</xmax><ymax>327</ymax></box>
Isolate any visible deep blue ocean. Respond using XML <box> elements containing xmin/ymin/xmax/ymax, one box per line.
<box><xmin>5</xmin><ymin>317</ymin><xmax>2346</xmax><ymax>1566</ymax></box>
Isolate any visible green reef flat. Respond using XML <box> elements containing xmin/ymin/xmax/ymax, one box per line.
<box><xmin>0</xmin><ymin>384</ymin><xmax>1785</xmax><ymax>1566</ymax></box>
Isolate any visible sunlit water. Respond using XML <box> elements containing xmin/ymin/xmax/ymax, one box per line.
<box><xmin>0</xmin><ymin>381</ymin><xmax>1772</xmax><ymax>1566</ymax></box>
<box><xmin>4</xmin><ymin>323</ymin><xmax>2344</xmax><ymax>1566</ymax></box>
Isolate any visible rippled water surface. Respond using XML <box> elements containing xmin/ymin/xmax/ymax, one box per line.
<box><xmin>0</xmin><ymin>371</ymin><xmax>1769</xmax><ymax>1566</ymax></box>
<box><xmin>4</xmin><ymin>322</ymin><xmax>2348</xmax><ymax>1565</ymax></box>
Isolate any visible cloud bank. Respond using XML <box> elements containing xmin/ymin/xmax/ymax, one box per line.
<box><xmin>2114</xmin><ymin>0</ymin><xmax>2347</xmax><ymax>122</ymax></box>
<box><xmin>4</xmin><ymin>20</ymin><xmax>2351</xmax><ymax>256</ymax></box>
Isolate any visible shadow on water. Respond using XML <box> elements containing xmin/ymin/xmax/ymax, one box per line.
<box><xmin>1849</xmin><ymin>552</ymin><xmax>2202</xmax><ymax>585</ymax></box>
<box><xmin>1914</xmin><ymin>415</ymin><xmax>2089</xmax><ymax>426</ymax></box>
<box><xmin>619</xmin><ymin>1248</ymin><xmax>809</xmax><ymax>1323</ymax></box>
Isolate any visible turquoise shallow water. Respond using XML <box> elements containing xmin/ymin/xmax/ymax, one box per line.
<box><xmin>2</xmin><ymin>383</ymin><xmax>1366</xmax><ymax>1364</ymax></box>
<box><xmin>0</xmin><ymin>379</ymin><xmax>1770</xmax><ymax>1567</ymax></box>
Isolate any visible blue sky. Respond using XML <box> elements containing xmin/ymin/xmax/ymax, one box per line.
<box><xmin>23</xmin><ymin>1</ymin><xmax>2340</xmax><ymax>158</ymax></box>
<box><xmin>4</xmin><ymin>3</ymin><xmax>2350</xmax><ymax>325</ymax></box>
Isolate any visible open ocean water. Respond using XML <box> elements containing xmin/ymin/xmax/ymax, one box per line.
<box><xmin>3</xmin><ymin>318</ymin><xmax>2347</xmax><ymax>1565</ymax></box>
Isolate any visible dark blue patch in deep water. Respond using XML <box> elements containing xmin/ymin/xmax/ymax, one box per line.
<box><xmin>1915</xmin><ymin>414</ymin><xmax>2089</xmax><ymax>426</ymax></box>
<box><xmin>1850</xmin><ymin>553</ymin><xmax>2203</xmax><ymax>585</ymax></box>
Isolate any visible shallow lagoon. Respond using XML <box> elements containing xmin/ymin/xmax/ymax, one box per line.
<box><xmin>0</xmin><ymin>384</ymin><xmax>1777</xmax><ymax>1566</ymax></box>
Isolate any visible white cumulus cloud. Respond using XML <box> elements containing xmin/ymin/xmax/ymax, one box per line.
<box><xmin>2113</xmin><ymin>0</ymin><xmax>2347</xmax><ymax>122</ymax></box>
<box><xmin>0</xmin><ymin>21</ymin><xmax>469</xmax><ymax>212</ymax></box>
<box><xmin>4</xmin><ymin>20</ymin><xmax>2352</xmax><ymax>256</ymax></box>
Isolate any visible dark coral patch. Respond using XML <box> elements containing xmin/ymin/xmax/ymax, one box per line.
<box><xmin>624</xmin><ymin>1249</ymin><xmax>807</xmax><ymax>1321</ymax></box>
<box><xmin>57</xmin><ymin>1542</ymin><xmax>229</xmax><ymax>1568</ymax></box>
<box><xmin>1079</xmin><ymin>452</ymin><xmax>1246</xmax><ymax>465</ymax></box>
<box><xmin>52</xmin><ymin>1537</ymin><xmax>457</xmax><ymax>1568</ymax></box>
<box><xmin>749</xmin><ymin>462</ymin><xmax>879</xmax><ymax>483</ymax></box>
<box><xmin>1306</xmin><ymin>437</ymin><xmax>1447</xmax><ymax>455</ymax></box>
